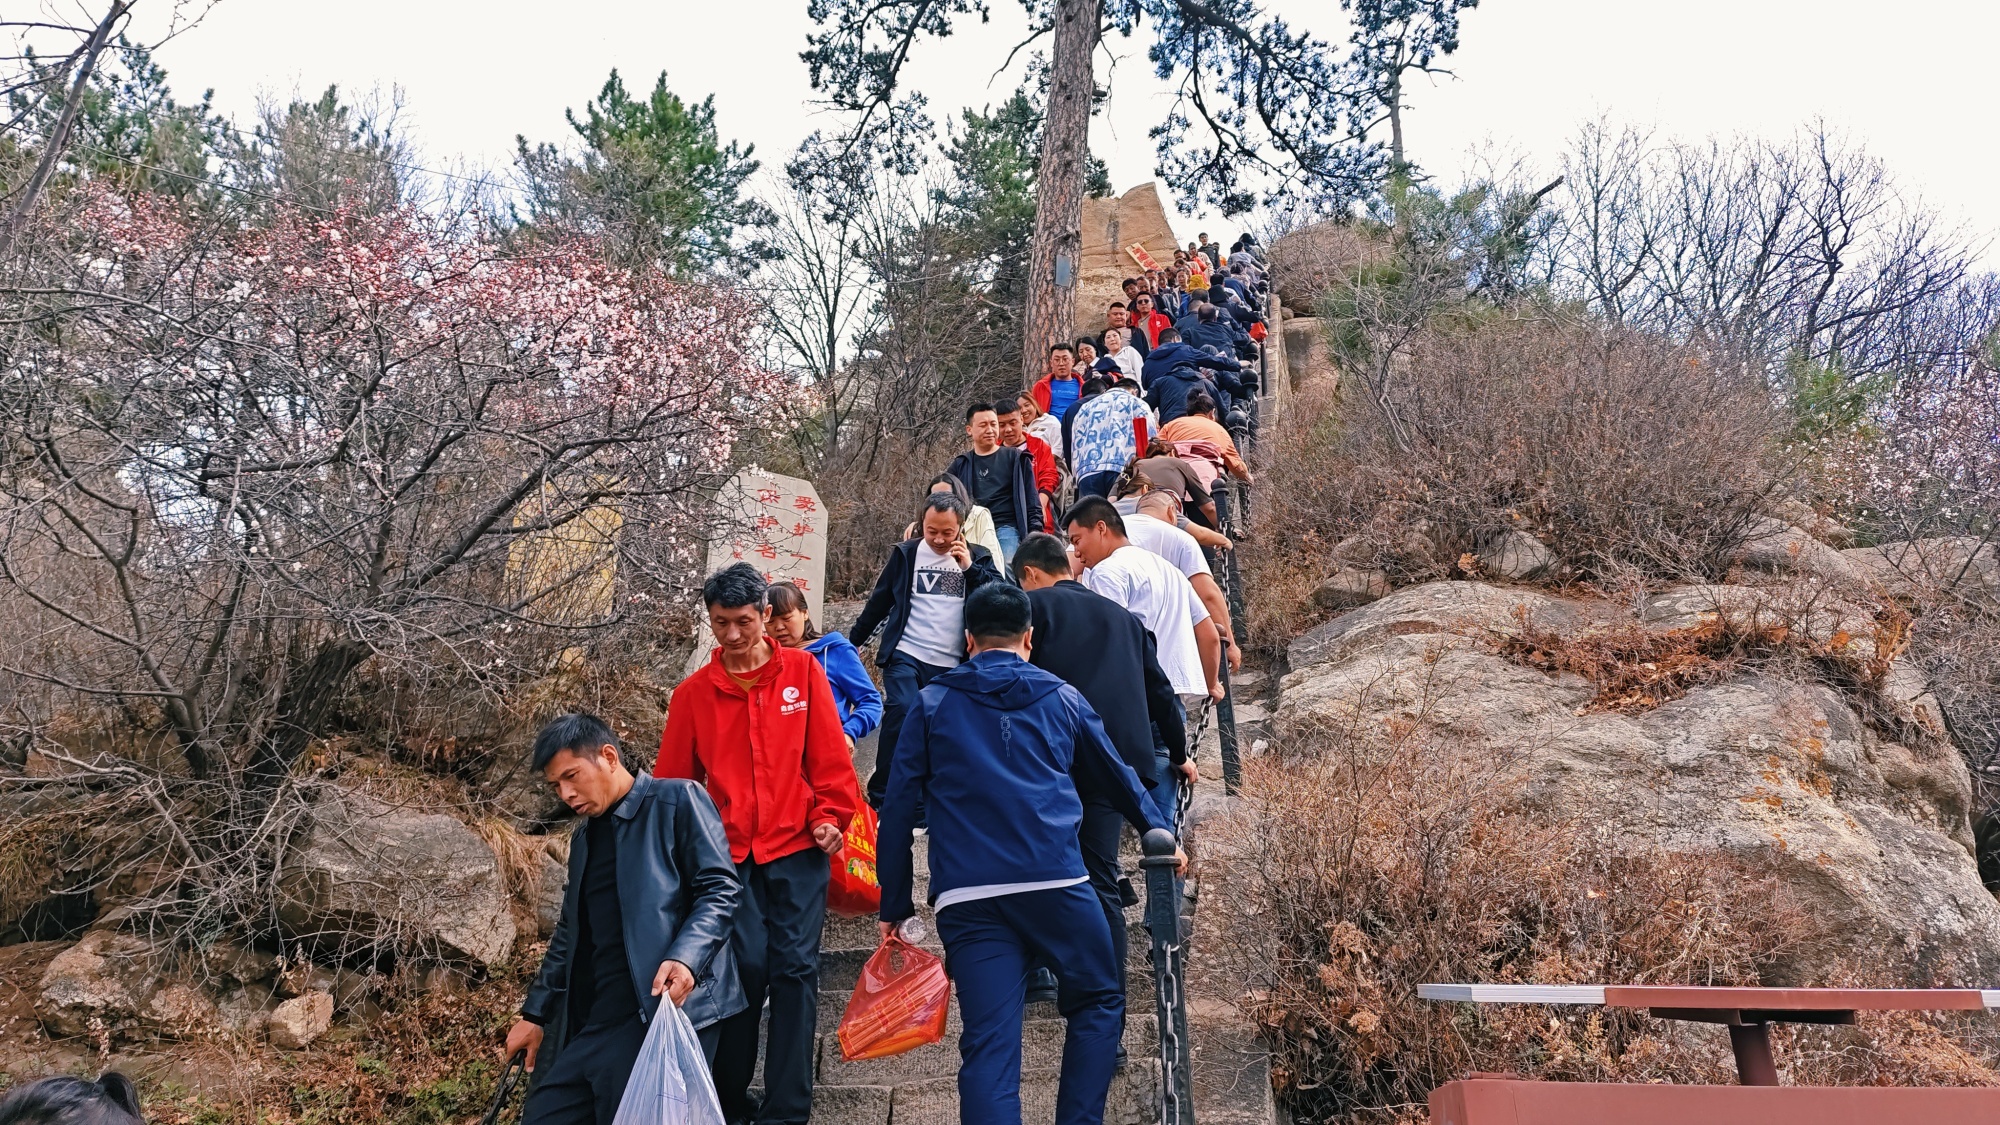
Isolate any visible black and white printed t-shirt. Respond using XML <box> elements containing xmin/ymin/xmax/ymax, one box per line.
<box><xmin>895</xmin><ymin>541</ymin><xmax>967</xmax><ymax>668</ymax></box>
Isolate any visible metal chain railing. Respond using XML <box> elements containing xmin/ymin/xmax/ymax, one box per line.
<box><xmin>1142</xmin><ymin>827</ymin><xmax>1194</xmax><ymax>1125</ymax></box>
<box><xmin>1142</xmin><ymin>273</ymin><xmax>1272</xmax><ymax>1125</ymax></box>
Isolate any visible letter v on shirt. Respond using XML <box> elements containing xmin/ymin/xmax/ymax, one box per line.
<box><xmin>896</xmin><ymin>541</ymin><xmax>967</xmax><ymax>668</ymax></box>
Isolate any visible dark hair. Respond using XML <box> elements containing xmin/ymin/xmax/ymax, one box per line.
<box><xmin>992</xmin><ymin>398</ymin><xmax>1020</xmax><ymax>418</ymax></box>
<box><xmin>1133</xmin><ymin>292</ymin><xmax>1152</xmax><ymax>305</ymax></box>
<box><xmin>1080</xmin><ymin>377</ymin><xmax>1110</xmax><ymax>397</ymax></box>
<box><xmin>1074</xmin><ymin>338</ymin><xmax>1097</xmax><ymax>353</ymax></box>
<box><xmin>1230</xmin><ymin>261</ymin><xmax>1245</xmax><ymax>274</ymax></box>
<box><xmin>530</xmin><ymin>712</ymin><xmax>621</xmax><ymax>772</ymax></box>
<box><xmin>1186</xmin><ymin>389</ymin><xmax>1217</xmax><ymax>416</ymax></box>
<box><xmin>1011</xmin><ymin>533</ymin><xmax>1071</xmax><ymax>582</ymax></box>
<box><xmin>1107</xmin><ymin>301</ymin><xmax>1125</xmax><ymax>310</ymax></box>
<box><xmin>1195</xmin><ymin>302</ymin><xmax>1218</xmax><ymax>323</ymax></box>
<box><xmin>1049</xmin><ymin>342</ymin><xmax>1073</xmax><ymax>356</ymax></box>
<box><xmin>928</xmin><ymin>471</ymin><xmax>971</xmax><ymax>505</ymax></box>
<box><xmin>964</xmin><ymin>401</ymin><xmax>996</xmax><ymax>423</ymax></box>
<box><xmin>1158</xmin><ymin>326</ymin><xmax>1181</xmax><ymax>343</ymax></box>
<box><xmin>920</xmin><ymin>491</ymin><xmax>968</xmax><ymax>526</ymax></box>
<box><xmin>0</xmin><ymin>1074</ymin><xmax>142</xmax><ymax>1125</ymax></box>
<box><xmin>1207</xmin><ymin>285</ymin><xmax>1229</xmax><ymax>303</ymax></box>
<box><xmin>963</xmin><ymin>583</ymin><xmax>1032</xmax><ymax>643</ymax></box>
<box><xmin>1064</xmin><ymin>495</ymin><xmax>1127</xmax><ymax>537</ymax></box>
<box><xmin>702</xmin><ymin>561</ymin><xmax>767</xmax><ymax>610</ymax></box>
<box><xmin>764</xmin><ymin>581</ymin><xmax>820</xmax><ymax>641</ymax></box>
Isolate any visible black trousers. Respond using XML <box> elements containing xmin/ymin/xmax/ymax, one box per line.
<box><xmin>713</xmin><ymin>847</ymin><xmax>829</xmax><ymax>1125</ymax></box>
<box><xmin>522</xmin><ymin>1015</ymin><xmax>722</xmax><ymax>1125</ymax></box>
<box><xmin>1075</xmin><ymin>793</ymin><xmax>1130</xmax><ymax>998</ymax></box>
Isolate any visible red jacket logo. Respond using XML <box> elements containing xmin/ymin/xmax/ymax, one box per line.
<box><xmin>780</xmin><ymin>685</ymin><xmax>807</xmax><ymax>714</ymax></box>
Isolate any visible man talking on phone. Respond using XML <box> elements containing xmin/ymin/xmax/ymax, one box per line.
<box><xmin>850</xmin><ymin>490</ymin><xmax>1006</xmax><ymax>807</ymax></box>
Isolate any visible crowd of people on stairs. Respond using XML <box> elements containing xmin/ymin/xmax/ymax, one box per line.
<box><xmin>0</xmin><ymin>234</ymin><xmax>1277</xmax><ymax>1125</ymax></box>
<box><xmin>489</xmin><ymin>234</ymin><xmax>1265</xmax><ymax>1125</ymax></box>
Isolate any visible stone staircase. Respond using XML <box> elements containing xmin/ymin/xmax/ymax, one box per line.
<box><xmin>795</xmin><ymin>829</ymin><xmax>1163</xmax><ymax>1125</ymax></box>
<box><xmin>761</xmin><ymin>677</ymin><xmax>1279</xmax><ymax>1125</ymax></box>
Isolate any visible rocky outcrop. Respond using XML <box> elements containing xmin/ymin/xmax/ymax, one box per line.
<box><xmin>1843</xmin><ymin>537</ymin><xmax>2000</xmax><ymax>604</ymax></box>
<box><xmin>1312</xmin><ymin>568</ymin><xmax>1391</xmax><ymax>612</ymax></box>
<box><xmin>1277</xmin><ymin>581</ymin><xmax>2000</xmax><ymax>986</ymax></box>
<box><xmin>1074</xmin><ymin>183</ymin><xmax>1184</xmax><ymax>338</ymax></box>
<box><xmin>277</xmin><ymin>786</ymin><xmax>516</xmax><ymax>969</ymax></box>
<box><xmin>1281</xmin><ymin>315</ymin><xmax>1338</xmax><ymax>395</ymax></box>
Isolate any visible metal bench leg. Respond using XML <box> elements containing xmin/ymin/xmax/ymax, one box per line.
<box><xmin>1728</xmin><ymin>1022</ymin><xmax>1779</xmax><ymax>1086</ymax></box>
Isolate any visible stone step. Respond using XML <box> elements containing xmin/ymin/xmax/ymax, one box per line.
<box><xmin>877</xmin><ymin>1061</ymin><xmax>1160</xmax><ymax>1125</ymax></box>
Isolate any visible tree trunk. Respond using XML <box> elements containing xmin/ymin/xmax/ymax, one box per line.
<box><xmin>0</xmin><ymin>1</ymin><xmax>131</xmax><ymax>256</ymax></box>
<box><xmin>1020</xmin><ymin>0</ymin><xmax>1102</xmax><ymax>387</ymax></box>
<box><xmin>1387</xmin><ymin>71</ymin><xmax>1406</xmax><ymax>170</ymax></box>
<box><xmin>242</xmin><ymin>637</ymin><xmax>372</xmax><ymax>794</ymax></box>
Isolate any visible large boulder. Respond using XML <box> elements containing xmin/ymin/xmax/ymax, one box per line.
<box><xmin>277</xmin><ymin>787</ymin><xmax>516</xmax><ymax>969</ymax></box>
<box><xmin>268</xmin><ymin>990</ymin><xmax>334</xmax><ymax>1049</ymax></box>
<box><xmin>36</xmin><ymin>929</ymin><xmax>162</xmax><ymax>1040</ymax></box>
<box><xmin>1277</xmin><ymin>581</ymin><xmax>2000</xmax><ymax>986</ymax></box>
<box><xmin>1281</xmin><ymin>316</ymin><xmax>1338</xmax><ymax>394</ymax></box>
<box><xmin>1736</xmin><ymin>517</ymin><xmax>1864</xmax><ymax>585</ymax></box>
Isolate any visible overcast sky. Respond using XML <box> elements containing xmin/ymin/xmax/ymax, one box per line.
<box><xmin>120</xmin><ymin>0</ymin><xmax>1998</xmax><ymax>261</ymax></box>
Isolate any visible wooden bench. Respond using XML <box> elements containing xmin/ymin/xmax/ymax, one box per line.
<box><xmin>1419</xmin><ymin>984</ymin><xmax>2000</xmax><ymax>1124</ymax></box>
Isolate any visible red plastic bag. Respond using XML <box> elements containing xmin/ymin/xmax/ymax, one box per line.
<box><xmin>836</xmin><ymin>936</ymin><xmax>951</xmax><ymax>1061</ymax></box>
<box><xmin>1248</xmin><ymin>320</ymin><xmax>1268</xmax><ymax>342</ymax></box>
<box><xmin>827</xmin><ymin>803</ymin><xmax>881</xmax><ymax>916</ymax></box>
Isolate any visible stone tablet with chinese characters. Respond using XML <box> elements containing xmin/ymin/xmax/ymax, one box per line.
<box><xmin>704</xmin><ymin>467</ymin><xmax>829</xmax><ymax>625</ymax></box>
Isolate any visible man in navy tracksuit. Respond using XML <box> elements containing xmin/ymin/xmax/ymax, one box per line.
<box><xmin>876</xmin><ymin>584</ymin><xmax>1180</xmax><ymax>1125</ymax></box>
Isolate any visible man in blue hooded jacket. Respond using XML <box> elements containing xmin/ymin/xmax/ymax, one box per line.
<box><xmin>1142</xmin><ymin>327</ymin><xmax>1244</xmax><ymax>425</ymax></box>
<box><xmin>877</xmin><ymin>584</ymin><xmax>1181</xmax><ymax>1125</ymax></box>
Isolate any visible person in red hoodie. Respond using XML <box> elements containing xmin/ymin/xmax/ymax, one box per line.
<box><xmin>656</xmin><ymin>563</ymin><xmax>858</xmax><ymax>1125</ymax></box>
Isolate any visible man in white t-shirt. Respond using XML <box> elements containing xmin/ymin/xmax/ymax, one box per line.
<box><xmin>1128</xmin><ymin>490</ymin><xmax>1239</xmax><ymax>672</ymax></box>
<box><xmin>1065</xmin><ymin>496</ymin><xmax>1222</xmax><ymax>828</ymax></box>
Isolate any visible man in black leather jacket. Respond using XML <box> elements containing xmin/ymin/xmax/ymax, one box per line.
<box><xmin>504</xmin><ymin>713</ymin><xmax>744</xmax><ymax>1125</ymax></box>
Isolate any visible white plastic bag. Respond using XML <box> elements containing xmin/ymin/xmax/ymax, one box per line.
<box><xmin>610</xmin><ymin>997</ymin><xmax>726</xmax><ymax>1125</ymax></box>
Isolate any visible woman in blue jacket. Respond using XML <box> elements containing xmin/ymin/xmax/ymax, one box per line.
<box><xmin>766</xmin><ymin>581</ymin><xmax>882</xmax><ymax>745</ymax></box>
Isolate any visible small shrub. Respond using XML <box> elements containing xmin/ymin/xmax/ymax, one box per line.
<box><xmin>1248</xmin><ymin>314</ymin><xmax>1791</xmax><ymax>644</ymax></box>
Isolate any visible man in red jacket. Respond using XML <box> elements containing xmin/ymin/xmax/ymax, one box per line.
<box><xmin>657</xmin><ymin>563</ymin><xmax>859</xmax><ymax>1125</ymax></box>
<box><xmin>994</xmin><ymin>398</ymin><xmax>1060</xmax><ymax>529</ymax></box>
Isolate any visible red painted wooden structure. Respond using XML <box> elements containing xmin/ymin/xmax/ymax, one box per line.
<box><xmin>1419</xmin><ymin>984</ymin><xmax>2000</xmax><ymax>1124</ymax></box>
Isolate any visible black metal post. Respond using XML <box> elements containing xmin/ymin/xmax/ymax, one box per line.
<box><xmin>1142</xmin><ymin>828</ymin><xmax>1194</xmax><ymax>1125</ymax></box>
<box><xmin>1215</xmin><ymin>654</ymin><xmax>1240</xmax><ymax>796</ymax></box>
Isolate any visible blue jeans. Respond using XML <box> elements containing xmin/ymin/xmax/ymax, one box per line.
<box><xmin>871</xmin><ymin>651</ymin><xmax>955</xmax><ymax>806</ymax></box>
<box><xmin>994</xmin><ymin>523</ymin><xmax>1022</xmax><ymax>567</ymax></box>
<box><xmin>1077</xmin><ymin>470</ymin><xmax>1119</xmax><ymax>498</ymax></box>
<box><xmin>938</xmin><ymin>884</ymin><xmax>1125</xmax><ymax>1125</ymax></box>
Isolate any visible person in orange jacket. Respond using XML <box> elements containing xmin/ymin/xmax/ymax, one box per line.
<box><xmin>656</xmin><ymin>562</ymin><xmax>859</xmax><ymax>1125</ymax></box>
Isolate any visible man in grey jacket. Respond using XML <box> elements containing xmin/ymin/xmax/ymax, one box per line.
<box><xmin>504</xmin><ymin>713</ymin><xmax>744</xmax><ymax>1125</ymax></box>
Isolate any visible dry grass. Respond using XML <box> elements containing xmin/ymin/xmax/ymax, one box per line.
<box><xmin>1199</xmin><ymin>709</ymin><xmax>2000</xmax><ymax>1124</ymax></box>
